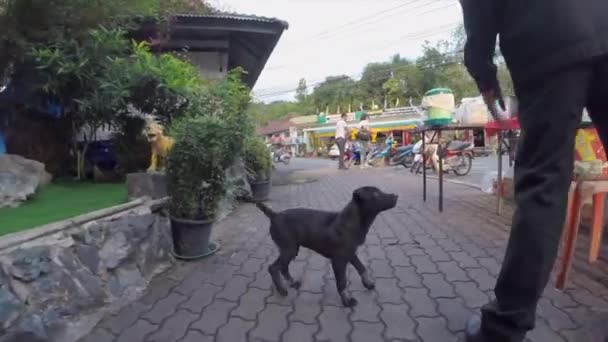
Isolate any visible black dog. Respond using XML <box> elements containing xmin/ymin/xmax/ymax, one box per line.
<box><xmin>256</xmin><ymin>186</ymin><xmax>398</xmax><ymax>307</ymax></box>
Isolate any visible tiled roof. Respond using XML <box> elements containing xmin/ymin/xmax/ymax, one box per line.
<box><xmin>175</xmin><ymin>13</ymin><xmax>289</xmax><ymax>29</ymax></box>
<box><xmin>256</xmin><ymin>119</ymin><xmax>292</xmax><ymax>136</ymax></box>
<box><xmin>289</xmin><ymin>115</ymin><xmax>318</xmax><ymax>126</ymax></box>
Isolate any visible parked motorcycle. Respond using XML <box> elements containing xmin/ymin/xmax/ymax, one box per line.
<box><xmin>410</xmin><ymin>139</ymin><xmax>425</xmax><ymax>174</ymax></box>
<box><xmin>411</xmin><ymin>140</ymin><xmax>473</xmax><ymax>176</ymax></box>
<box><xmin>437</xmin><ymin>141</ymin><xmax>474</xmax><ymax>176</ymax></box>
<box><xmin>367</xmin><ymin>136</ymin><xmax>397</xmax><ymax>166</ymax></box>
<box><xmin>389</xmin><ymin>144</ymin><xmax>415</xmax><ymax>168</ymax></box>
<box><xmin>273</xmin><ymin>149</ymin><xmax>291</xmax><ymax>165</ymax></box>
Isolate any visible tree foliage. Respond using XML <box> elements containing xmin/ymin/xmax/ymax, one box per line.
<box><xmin>0</xmin><ymin>0</ymin><xmax>213</xmax><ymax>83</ymax></box>
<box><xmin>295</xmin><ymin>78</ymin><xmax>308</xmax><ymax>103</ymax></box>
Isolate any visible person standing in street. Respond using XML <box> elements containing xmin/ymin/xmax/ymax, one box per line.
<box><xmin>357</xmin><ymin>113</ymin><xmax>371</xmax><ymax>168</ymax></box>
<box><xmin>460</xmin><ymin>0</ymin><xmax>608</xmax><ymax>341</ymax></box>
<box><xmin>335</xmin><ymin>113</ymin><xmax>349</xmax><ymax>170</ymax></box>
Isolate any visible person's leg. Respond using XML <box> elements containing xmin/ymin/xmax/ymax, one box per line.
<box><xmin>360</xmin><ymin>141</ymin><xmax>368</xmax><ymax>167</ymax></box>
<box><xmin>478</xmin><ymin>64</ymin><xmax>592</xmax><ymax>342</ymax></box>
<box><xmin>337</xmin><ymin>138</ymin><xmax>346</xmax><ymax>169</ymax></box>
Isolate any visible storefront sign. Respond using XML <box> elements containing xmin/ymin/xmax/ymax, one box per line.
<box><xmin>324</xmin><ymin>112</ymin><xmax>356</xmax><ymax>124</ymax></box>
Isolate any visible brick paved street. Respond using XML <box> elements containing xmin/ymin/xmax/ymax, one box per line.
<box><xmin>81</xmin><ymin>163</ymin><xmax>608</xmax><ymax>342</ymax></box>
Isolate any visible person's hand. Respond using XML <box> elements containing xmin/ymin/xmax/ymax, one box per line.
<box><xmin>482</xmin><ymin>86</ymin><xmax>506</xmax><ymax>122</ymax></box>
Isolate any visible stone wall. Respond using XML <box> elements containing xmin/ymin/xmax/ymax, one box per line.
<box><xmin>0</xmin><ymin>204</ymin><xmax>173</xmax><ymax>342</ymax></box>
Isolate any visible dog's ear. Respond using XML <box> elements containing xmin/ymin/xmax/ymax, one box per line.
<box><xmin>352</xmin><ymin>188</ymin><xmax>364</xmax><ymax>202</ymax></box>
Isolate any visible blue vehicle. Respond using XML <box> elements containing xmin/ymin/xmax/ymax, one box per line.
<box><xmin>367</xmin><ymin>136</ymin><xmax>414</xmax><ymax>168</ymax></box>
<box><xmin>84</xmin><ymin>140</ymin><xmax>117</xmax><ymax>172</ymax></box>
<box><xmin>346</xmin><ymin>142</ymin><xmax>362</xmax><ymax>168</ymax></box>
<box><xmin>368</xmin><ymin>136</ymin><xmax>395</xmax><ymax>162</ymax></box>
<box><xmin>389</xmin><ymin>144</ymin><xmax>415</xmax><ymax>168</ymax></box>
<box><xmin>0</xmin><ymin>131</ymin><xmax>6</xmax><ymax>155</ymax></box>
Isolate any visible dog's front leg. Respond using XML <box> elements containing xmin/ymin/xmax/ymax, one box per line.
<box><xmin>331</xmin><ymin>259</ymin><xmax>357</xmax><ymax>307</ymax></box>
<box><xmin>350</xmin><ymin>255</ymin><xmax>375</xmax><ymax>290</ymax></box>
<box><xmin>148</xmin><ymin>151</ymin><xmax>158</xmax><ymax>173</ymax></box>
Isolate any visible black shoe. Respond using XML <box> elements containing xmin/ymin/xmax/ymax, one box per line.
<box><xmin>465</xmin><ymin>316</ymin><xmax>488</xmax><ymax>342</ymax></box>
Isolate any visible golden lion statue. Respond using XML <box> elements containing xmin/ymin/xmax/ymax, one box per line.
<box><xmin>145</xmin><ymin>121</ymin><xmax>174</xmax><ymax>173</ymax></box>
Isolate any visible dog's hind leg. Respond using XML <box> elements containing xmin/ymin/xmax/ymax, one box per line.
<box><xmin>269</xmin><ymin>246</ymin><xmax>299</xmax><ymax>296</ymax></box>
<box><xmin>280</xmin><ymin>247</ymin><xmax>301</xmax><ymax>289</ymax></box>
<box><xmin>269</xmin><ymin>256</ymin><xmax>288</xmax><ymax>296</ymax></box>
<box><xmin>350</xmin><ymin>254</ymin><xmax>375</xmax><ymax>290</ymax></box>
<box><xmin>331</xmin><ymin>259</ymin><xmax>357</xmax><ymax>307</ymax></box>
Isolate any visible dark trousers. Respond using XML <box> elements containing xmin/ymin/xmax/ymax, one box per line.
<box><xmin>336</xmin><ymin>137</ymin><xmax>346</xmax><ymax>169</ymax></box>
<box><xmin>481</xmin><ymin>57</ymin><xmax>608</xmax><ymax>342</ymax></box>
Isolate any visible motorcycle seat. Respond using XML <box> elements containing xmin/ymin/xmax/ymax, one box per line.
<box><xmin>447</xmin><ymin>141</ymin><xmax>472</xmax><ymax>151</ymax></box>
<box><xmin>395</xmin><ymin>144</ymin><xmax>413</xmax><ymax>152</ymax></box>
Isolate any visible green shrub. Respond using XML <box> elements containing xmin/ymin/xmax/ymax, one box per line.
<box><xmin>166</xmin><ymin>116</ymin><xmax>232</xmax><ymax>220</ymax></box>
<box><xmin>112</xmin><ymin>116</ymin><xmax>151</xmax><ymax>175</ymax></box>
<box><xmin>243</xmin><ymin>137</ymin><xmax>272</xmax><ymax>182</ymax></box>
<box><xmin>188</xmin><ymin>68</ymin><xmax>253</xmax><ymax>158</ymax></box>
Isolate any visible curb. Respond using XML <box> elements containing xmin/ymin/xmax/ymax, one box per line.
<box><xmin>0</xmin><ymin>197</ymin><xmax>170</xmax><ymax>252</ymax></box>
<box><xmin>424</xmin><ymin>175</ymin><xmax>482</xmax><ymax>190</ymax></box>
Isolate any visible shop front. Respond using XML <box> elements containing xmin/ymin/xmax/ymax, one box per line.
<box><xmin>304</xmin><ymin>118</ymin><xmax>422</xmax><ymax>156</ymax></box>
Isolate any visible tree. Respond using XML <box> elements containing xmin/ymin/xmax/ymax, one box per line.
<box><xmin>32</xmin><ymin>28</ymin><xmax>133</xmax><ymax>179</ymax></box>
<box><xmin>358</xmin><ymin>62</ymin><xmax>393</xmax><ymax>107</ymax></box>
<box><xmin>382</xmin><ymin>77</ymin><xmax>401</xmax><ymax>108</ymax></box>
<box><xmin>311</xmin><ymin>75</ymin><xmax>357</xmax><ymax>113</ymax></box>
<box><xmin>295</xmin><ymin>78</ymin><xmax>308</xmax><ymax>103</ymax></box>
<box><xmin>0</xmin><ymin>0</ymin><xmax>214</xmax><ymax>84</ymax></box>
<box><xmin>30</xmin><ymin>26</ymin><xmax>222</xmax><ymax>179</ymax></box>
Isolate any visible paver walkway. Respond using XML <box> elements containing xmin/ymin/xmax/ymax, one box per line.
<box><xmin>82</xmin><ymin>167</ymin><xmax>608</xmax><ymax>342</ymax></box>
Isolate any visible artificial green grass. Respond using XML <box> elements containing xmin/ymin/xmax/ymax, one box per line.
<box><xmin>0</xmin><ymin>181</ymin><xmax>128</xmax><ymax>236</ymax></box>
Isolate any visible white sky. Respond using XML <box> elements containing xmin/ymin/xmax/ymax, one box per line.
<box><xmin>214</xmin><ymin>0</ymin><xmax>463</xmax><ymax>102</ymax></box>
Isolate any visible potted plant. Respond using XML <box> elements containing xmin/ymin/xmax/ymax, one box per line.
<box><xmin>243</xmin><ymin>137</ymin><xmax>272</xmax><ymax>202</ymax></box>
<box><xmin>166</xmin><ymin>116</ymin><xmax>229</xmax><ymax>259</ymax></box>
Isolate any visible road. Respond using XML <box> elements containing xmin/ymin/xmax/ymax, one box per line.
<box><xmin>389</xmin><ymin>155</ymin><xmax>510</xmax><ymax>188</ymax></box>
<box><xmin>270</xmin><ymin>157</ymin><xmax>336</xmax><ymax>186</ymax></box>
<box><xmin>275</xmin><ymin>155</ymin><xmax>510</xmax><ymax>189</ymax></box>
<box><xmin>443</xmin><ymin>155</ymin><xmax>511</xmax><ymax>188</ymax></box>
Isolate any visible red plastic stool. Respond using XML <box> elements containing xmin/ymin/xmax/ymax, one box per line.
<box><xmin>557</xmin><ymin>180</ymin><xmax>608</xmax><ymax>290</ymax></box>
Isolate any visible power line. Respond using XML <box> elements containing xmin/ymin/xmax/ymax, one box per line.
<box><xmin>283</xmin><ymin>0</ymin><xmax>425</xmax><ymax>46</ymax></box>
<box><xmin>255</xmin><ymin>23</ymin><xmax>463</xmax><ymax>96</ymax></box>
<box><xmin>255</xmin><ymin>53</ymin><xmax>465</xmax><ymax>100</ymax></box>
<box><xmin>306</xmin><ymin>0</ymin><xmax>441</xmax><ymax>42</ymax></box>
<box><xmin>278</xmin><ymin>0</ymin><xmax>456</xmax><ymax>51</ymax></box>
<box><xmin>364</xmin><ymin>21</ymin><xmax>460</xmax><ymax>53</ymax></box>
<box><xmin>263</xmin><ymin>1</ymin><xmax>461</xmax><ymax>72</ymax></box>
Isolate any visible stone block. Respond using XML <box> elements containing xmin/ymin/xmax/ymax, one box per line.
<box><xmin>8</xmin><ymin>246</ymin><xmax>52</xmax><ymax>283</ymax></box>
<box><xmin>0</xmin><ymin>288</ymin><xmax>22</xmax><ymax>330</ymax></box>
<box><xmin>126</xmin><ymin>172</ymin><xmax>167</xmax><ymax>200</ymax></box>
<box><xmin>0</xmin><ymin>155</ymin><xmax>52</xmax><ymax>209</ymax></box>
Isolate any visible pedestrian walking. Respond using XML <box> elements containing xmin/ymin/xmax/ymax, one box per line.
<box><xmin>335</xmin><ymin>113</ymin><xmax>349</xmax><ymax>170</ymax></box>
<box><xmin>460</xmin><ymin>0</ymin><xmax>608</xmax><ymax>341</ymax></box>
<box><xmin>357</xmin><ymin>113</ymin><xmax>371</xmax><ymax>168</ymax></box>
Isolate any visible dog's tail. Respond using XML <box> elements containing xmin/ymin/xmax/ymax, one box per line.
<box><xmin>255</xmin><ymin>202</ymin><xmax>276</xmax><ymax>219</ymax></box>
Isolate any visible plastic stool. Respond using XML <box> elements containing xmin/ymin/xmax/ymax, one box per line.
<box><xmin>557</xmin><ymin>179</ymin><xmax>608</xmax><ymax>290</ymax></box>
